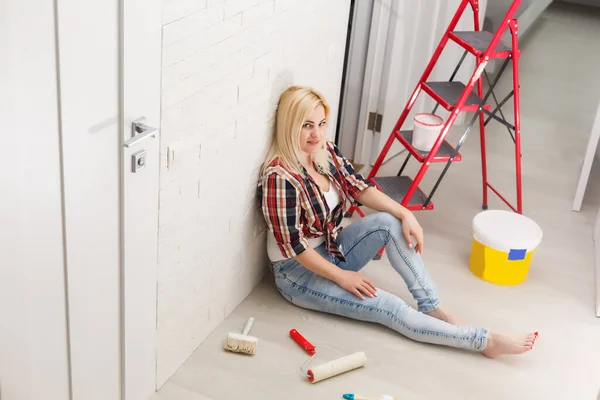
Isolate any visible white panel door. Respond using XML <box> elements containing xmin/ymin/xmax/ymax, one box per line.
<box><xmin>55</xmin><ymin>0</ymin><xmax>122</xmax><ymax>398</ymax></box>
<box><xmin>121</xmin><ymin>0</ymin><xmax>162</xmax><ymax>397</ymax></box>
<box><xmin>55</xmin><ymin>0</ymin><xmax>162</xmax><ymax>398</ymax></box>
<box><xmin>1</xmin><ymin>1</ymin><xmax>71</xmax><ymax>399</ymax></box>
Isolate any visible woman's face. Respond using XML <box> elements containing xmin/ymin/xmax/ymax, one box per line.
<box><xmin>299</xmin><ymin>104</ymin><xmax>327</xmax><ymax>155</ymax></box>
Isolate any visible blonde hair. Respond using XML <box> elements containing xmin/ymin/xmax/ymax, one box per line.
<box><xmin>261</xmin><ymin>85</ymin><xmax>331</xmax><ymax>176</ymax></box>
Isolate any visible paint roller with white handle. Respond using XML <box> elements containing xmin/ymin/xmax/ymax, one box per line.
<box><xmin>306</xmin><ymin>351</ymin><xmax>367</xmax><ymax>383</ymax></box>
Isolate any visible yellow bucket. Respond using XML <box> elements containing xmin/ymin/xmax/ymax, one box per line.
<box><xmin>469</xmin><ymin>210</ymin><xmax>542</xmax><ymax>286</ymax></box>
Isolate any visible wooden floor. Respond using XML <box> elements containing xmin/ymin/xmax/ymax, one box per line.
<box><xmin>152</xmin><ymin>4</ymin><xmax>600</xmax><ymax>400</ymax></box>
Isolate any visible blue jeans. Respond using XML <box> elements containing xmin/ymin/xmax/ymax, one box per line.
<box><xmin>270</xmin><ymin>212</ymin><xmax>489</xmax><ymax>351</ymax></box>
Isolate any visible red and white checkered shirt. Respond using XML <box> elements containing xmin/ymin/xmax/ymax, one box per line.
<box><xmin>258</xmin><ymin>141</ymin><xmax>373</xmax><ymax>261</ymax></box>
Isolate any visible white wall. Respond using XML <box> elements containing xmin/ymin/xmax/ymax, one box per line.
<box><xmin>559</xmin><ymin>0</ymin><xmax>600</xmax><ymax>7</ymax></box>
<box><xmin>156</xmin><ymin>0</ymin><xmax>351</xmax><ymax>385</ymax></box>
<box><xmin>0</xmin><ymin>1</ymin><xmax>71</xmax><ymax>399</ymax></box>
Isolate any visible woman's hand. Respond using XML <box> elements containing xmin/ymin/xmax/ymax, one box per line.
<box><xmin>354</xmin><ymin>187</ymin><xmax>424</xmax><ymax>253</ymax></box>
<box><xmin>400</xmin><ymin>211</ymin><xmax>424</xmax><ymax>254</ymax></box>
<box><xmin>335</xmin><ymin>270</ymin><xmax>378</xmax><ymax>300</ymax></box>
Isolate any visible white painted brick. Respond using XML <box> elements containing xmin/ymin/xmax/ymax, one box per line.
<box><xmin>161</xmin><ymin>48</ymin><xmax>248</xmax><ymax>110</ymax></box>
<box><xmin>157</xmin><ymin>220</ymin><xmax>180</xmax><ymax>281</ymax></box>
<box><xmin>157</xmin><ymin>0</ymin><xmax>352</xmax><ymax>388</ymax></box>
<box><xmin>224</xmin><ymin>0</ymin><xmax>258</xmax><ymax>19</ymax></box>
<box><xmin>239</xmin><ymin>34</ymin><xmax>277</xmax><ymax>69</ymax></box>
<box><xmin>202</xmin><ymin>23</ymin><xmax>264</xmax><ymax>65</ymax></box>
<box><xmin>231</xmin><ymin>89</ymin><xmax>270</xmax><ymax>122</ymax></box>
<box><xmin>273</xmin><ymin>0</ymin><xmax>288</xmax><ymax>13</ymax></box>
<box><xmin>162</xmin><ymin>14</ymin><xmax>242</xmax><ymax>68</ymax></box>
<box><xmin>179</xmin><ymin>168</ymin><xmax>203</xmax><ymax>221</ymax></box>
<box><xmin>168</xmin><ymin>81</ymin><xmax>239</xmax><ymax>137</ymax></box>
<box><xmin>242</xmin><ymin>2</ymin><xmax>273</xmax><ymax>29</ymax></box>
<box><xmin>162</xmin><ymin>22</ymin><xmax>263</xmax><ymax>89</ymax></box>
<box><xmin>163</xmin><ymin>0</ymin><xmax>207</xmax><ymax>26</ymax></box>
<box><xmin>162</xmin><ymin>5</ymin><xmax>223</xmax><ymax>47</ymax></box>
<box><xmin>253</xmin><ymin>50</ymin><xmax>280</xmax><ymax>76</ymax></box>
<box><xmin>238</xmin><ymin>71</ymin><xmax>270</xmax><ymax>102</ymax></box>
<box><xmin>159</xmin><ymin>179</ymin><xmax>182</xmax><ymax>227</ymax></box>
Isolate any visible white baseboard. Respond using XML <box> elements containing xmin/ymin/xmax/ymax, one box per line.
<box><xmin>596</xmin><ymin>241</ymin><xmax>599</xmax><ymax>317</ymax></box>
<box><xmin>595</xmin><ymin>247</ymin><xmax>599</xmax><ymax>317</ymax></box>
<box><xmin>595</xmin><ymin>210</ymin><xmax>600</xmax><ymax>317</ymax></box>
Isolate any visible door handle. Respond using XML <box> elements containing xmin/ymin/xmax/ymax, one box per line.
<box><xmin>123</xmin><ymin>117</ymin><xmax>158</xmax><ymax>148</ymax></box>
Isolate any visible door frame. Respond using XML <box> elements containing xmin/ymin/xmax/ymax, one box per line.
<box><xmin>595</xmin><ymin>208</ymin><xmax>600</xmax><ymax>317</ymax></box>
<box><xmin>351</xmin><ymin>0</ymin><xmax>394</xmax><ymax>166</ymax></box>
<box><xmin>120</xmin><ymin>0</ymin><xmax>163</xmax><ymax>398</ymax></box>
<box><xmin>56</xmin><ymin>0</ymin><xmax>163</xmax><ymax>397</ymax></box>
<box><xmin>572</xmin><ymin>100</ymin><xmax>600</xmax><ymax>212</ymax></box>
<box><xmin>336</xmin><ymin>0</ymin><xmax>374</xmax><ymax>161</ymax></box>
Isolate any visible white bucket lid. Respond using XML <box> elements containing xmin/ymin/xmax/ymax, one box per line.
<box><xmin>414</xmin><ymin>113</ymin><xmax>443</xmax><ymax>126</ymax></box>
<box><xmin>472</xmin><ymin>210</ymin><xmax>543</xmax><ymax>252</ymax></box>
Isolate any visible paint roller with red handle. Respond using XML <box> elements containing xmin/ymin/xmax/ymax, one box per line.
<box><xmin>289</xmin><ymin>329</ymin><xmax>316</xmax><ymax>355</ymax></box>
<box><xmin>289</xmin><ymin>328</ymin><xmax>367</xmax><ymax>383</ymax></box>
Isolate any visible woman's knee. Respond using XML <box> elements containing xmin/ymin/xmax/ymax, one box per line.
<box><xmin>369</xmin><ymin>211</ymin><xmax>416</xmax><ymax>251</ymax></box>
<box><xmin>370</xmin><ymin>212</ymin><xmax>402</xmax><ymax>237</ymax></box>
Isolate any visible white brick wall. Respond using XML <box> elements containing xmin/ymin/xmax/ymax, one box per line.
<box><xmin>157</xmin><ymin>0</ymin><xmax>351</xmax><ymax>386</ymax></box>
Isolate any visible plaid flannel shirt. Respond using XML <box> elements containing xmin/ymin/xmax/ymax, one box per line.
<box><xmin>258</xmin><ymin>141</ymin><xmax>373</xmax><ymax>262</ymax></box>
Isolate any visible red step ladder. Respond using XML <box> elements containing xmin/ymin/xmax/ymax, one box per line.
<box><xmin>349</xmin><ymin>0</ymin><xmax>524</xmax><ymax>231</ymax></box>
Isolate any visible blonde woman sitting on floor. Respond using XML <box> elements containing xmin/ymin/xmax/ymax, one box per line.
<box><xmin>257</xmin><ymin>85</ymin><xmax>538</xmax><ymax>357</ymax></box>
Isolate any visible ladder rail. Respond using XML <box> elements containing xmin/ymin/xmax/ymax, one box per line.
<box><xmin>402</xmin><ymin>0</ymin><xmax>522</xmax><ymax>208</ymax></box>
<box><xmin>509</xmin><ymin>18</ymin><xmax>523</xmax><ymax>213</ymax></box>
<box><xmin>369</xmin><ymin>0</ymin><xmax>474</xmax><ymax>179</ymax></box>
<box><xmin>360</xmin><ymin>0</ymin><xmax>524</xmax><ymax>217</ymax></box>
<box><xmin>424</xmin><ymin>109</ymin><xmax>481</xmax><ymax>208</ymax></box>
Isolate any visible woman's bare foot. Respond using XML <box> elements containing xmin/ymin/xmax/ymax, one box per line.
<box><xmin>425</xmin><ymin>307</ymin><xmax>463</xmax><ymax>325</ymax></box>
<box><xmin>482</xmin><ymin>331</ymin><xmax>539</xmax><ymax>358</ymax></box>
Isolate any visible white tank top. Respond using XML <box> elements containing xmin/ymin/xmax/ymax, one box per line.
<box><xmin>267</xmin><ymin>182</ymin><xmax>340</xmax><ymax>262</ymax></box>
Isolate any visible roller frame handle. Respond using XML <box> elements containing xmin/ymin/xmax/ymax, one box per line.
<box><xmin>242</xmin><ymin>317</ymin><xmax>254</xmax><ymax>335</ymax></box>
<box><xmin>289</xmin><ymin>329</ymin><xmax>316</xmax><ymax>355</ymax></box>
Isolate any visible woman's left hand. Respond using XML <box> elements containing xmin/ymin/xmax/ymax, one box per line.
<box><xmin>354</xmin><ymin>186</ymin><xmax>424</xmax><ymax>253</ymax></box>
<box><xmin>399</xmin><ymin>211</ymin><xmax>424</xmax><ymax>254</ymax></box>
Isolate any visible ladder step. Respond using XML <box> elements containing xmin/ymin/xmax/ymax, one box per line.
<box><xmin>449</xmin><ymin>31</ymin><xmax>512</xmax><ymax>59</ymax></box>
<box><xmin>397</xmin><ymin>130</ymin><xmax>462</xmax><ymax>163</ymax></box>
<box><xmin>422</xmin><ymin>81</ymin><xmax>490</xmax><ymax>112</ymax></box>
<box><xmin>371</xmin><ymin>176</ymin><xmax>434</xmax><ymax>211</ymax></box>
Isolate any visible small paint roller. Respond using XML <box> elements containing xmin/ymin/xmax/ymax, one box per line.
<box><xmin>343</xmin><ymin>394</ymin><xmax>401</xmax><ymax>400</ymax></box>
<box><xmin>223</xmin><ymin>317</ymin><xmax>258</xmax><ymax>355</ymax></box>
<box><xmin>289</xmin><ymin>329</ymin><xmax>367</xmax><ymax>383</ymax></box>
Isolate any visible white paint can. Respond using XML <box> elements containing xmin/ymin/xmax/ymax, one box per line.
<box><xmin>412</xmin><ymin>113</ymin><xmax>444</xmax><ymax>152</ymax></box>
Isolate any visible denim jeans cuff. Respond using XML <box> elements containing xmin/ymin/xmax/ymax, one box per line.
<box><xmin>474</xmin><ymin>328</ymin><xmax>490</xmax><ymax>351</ymax></box>
<box><xmin>418</xmin><ymin>298</ymin><xmax>441</xmax><ymax>313</ymax></box>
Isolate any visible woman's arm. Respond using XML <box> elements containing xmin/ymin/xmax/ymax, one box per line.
<box><xmin>293</xmin><ymin>248</ymin><xmax>377</xmax><ymax>300</ymax></box>
<box><xmin>260</xmin><ymin>167</ymin><xmax>376</xmax><ymax>299</ymax></box>
<box><xmin>355</xmin><ymin>187</ymin><xmax>425</xmax><ymax>254</ymax></box>
<box><xmin>326</xmin><ymin>142</ymin><xmax>424</xmax><ymax>253</ymax></box>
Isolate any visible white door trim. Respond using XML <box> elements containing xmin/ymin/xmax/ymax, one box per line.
<box><xmin>595</xmin><ymin>209</ymin><xmax>600</xmax><ymax>317</ymax></box>
<box><xmin>337</xmin><ymin>0</ymin><xmax>374</xmax><ymax>159</ymax></box>
<box><xmin>121</xmin><ymin>0</ymin><xmax>162</xmax><ymax>398</ymax></box>
<box><xmin>352</xmin><ymin>0</ymin><xmax>393</xmax><ymax>165</ymax></box>
<box><xmin>573</xmin><ymin>100</ymin><xmax>600</xmax><ymax>212</ymax></box>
